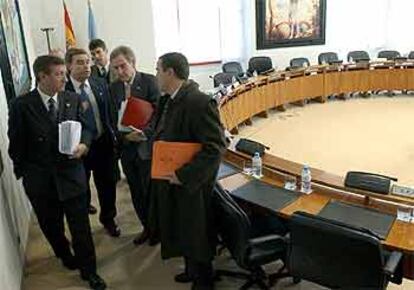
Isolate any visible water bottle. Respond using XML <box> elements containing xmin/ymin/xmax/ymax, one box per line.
<box><xmin>232</xmin><ymin>75</ymin><xmax>237</xmax><ymax>84</ymax></box>
<box><xmin>252</xmin><ymin>152</ymin><xmax>262</xmax><ymax>178</ymax></box>
<box><xmin>301</xmin><ymin>165</ymin><xmax>312</xmax><ymax>194</ymax></box>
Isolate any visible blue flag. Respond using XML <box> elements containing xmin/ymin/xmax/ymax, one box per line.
<box><xmin>88</xmin><ymin>0</ymin><xmax>97</xmax><ymax>40</ymax></box>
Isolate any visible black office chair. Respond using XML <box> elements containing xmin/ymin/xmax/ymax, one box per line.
<box><xmin>247</xmin><ymin>56</ymin><xmax>273</xmax><ymax>76</ymax></box>
<box><xmin>287</xmin><ymin>211</ymin><xmax>403</xmax><ymax>289</ymax></box>
<box><xmin>213</xmin><ymin>184</ymin><xmax>290</xmax><ymax>290</ymax></box>
<box><xmin>222</xmin><ymin>61</ymin><xmax>244</xmax><ymax>77</ymax></box>
<box><xmin>346</xmin><ymin>51</ymin><xmax>371</xmax><ymax>97</ymax></box>
<box><xmin>289</xmin><ymin>57</ymin><xmax>310</xmax><ymax>68</ymax></box>
<box><xmin>347</xmin><ymin>50</ymin><xmax>370</xmax><ymax>62</ymax></box>
<box><xmin>408</xmin><ymin>51</ymin><xmax>414</xmax><ymax>60</ymax></box>
<box><xmin>376</xmin><ymin>50</ymin><xmax>402</xmax><ymax>96</ymax></box>
<box><xmin>377</xmin><ymin>50</ymin><xmax>401</xmax><ymax>60</ymax></box>
<box><xmin>213</xmin><ymin>72</ymin><xmax>234</xmax><ymax>88</ymax></box>
<box><xmin>318</xmin><ymin>52</ymin><xmax>342</xmax><ymax>65</ymax></box>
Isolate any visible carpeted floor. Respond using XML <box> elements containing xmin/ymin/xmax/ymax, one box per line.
<box><xmin>22</xmin><ymin>95</ymin><xmax>414</xmax><ymax>289</ymax></box>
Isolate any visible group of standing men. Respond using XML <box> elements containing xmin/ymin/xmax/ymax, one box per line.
<box><xmin>7</xmin><ymin>39</ymin><xmax>226</xmax><ymax>290</ymax></box>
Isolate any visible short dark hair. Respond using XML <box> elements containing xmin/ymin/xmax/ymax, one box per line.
<box><xmin>110</xmin><ymin>45</ymin><xmax>136</xmax><ymax>65</ymax></box>
<box><xmin>65</xmin><ymin>48</ymin><xmax>89</xmax><ymax>64</ymax></box>
<box><xmin>33</xmin><ymin>55</ymin><xmax>65</xmax><ymax>81</ymax></box>
<box><xmin>159</xmin><ymin>52</ymin><xmax>189</xmax><ymax>80</ymax></box>
<box><xmin>89</xmin><ymin>38</ymin><xmax>107</xmax><ymax>52</ymax></box>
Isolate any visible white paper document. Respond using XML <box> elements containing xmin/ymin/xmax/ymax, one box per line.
<box><xmin>59</xmin><ymin>120</ymin><xmax>82</xmax><ymax>155</ymax></box>
<box><xmin>117</xmin><ymin>100</ymin><xmax>133</xmax><ymax>133</ymax></box>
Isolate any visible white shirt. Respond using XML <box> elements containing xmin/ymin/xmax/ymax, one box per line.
<box><xmin>38</xmin><ymin>87</ymin><xmax>58</xmax><ymax>110</ymax></box>
<box><xmin>98</xmin><ymin>63</ymin><xmax>109</xmax><ymax>75</ymax></box>
<box><xmin>170</xmin><ymin>84</ymin><xmax>183</xmax><ymax>100</ymax></box>
<box><xmin>70</xmin><ymin>76</ymin><xmax>104</xmax><ymax>137</ymax></box>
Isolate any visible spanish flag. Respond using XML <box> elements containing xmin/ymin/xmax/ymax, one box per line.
<box><xmin>64</xmin><ymin>1</ymin><xmax>76</xmax><ymax>49</ymax></box>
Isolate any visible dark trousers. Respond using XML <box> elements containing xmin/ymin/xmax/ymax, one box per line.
<box><xmin>120</xmin><ymin>144</ymin><xmax>151</xmax><ymax>229</ymax></box>
<box><xmin>184</xmin><ymin>257</ymin><xmax>214</xmax><ymax>286</ymax></box>
<box><xmin>84</xmin><ymin>134</ymin><xmax>117</xmax><ymax>225</ymax></box>
<box><xmin>26</xmin><ymin>186</ymin><xmax>96</xmax><ymax>274</ymax></box>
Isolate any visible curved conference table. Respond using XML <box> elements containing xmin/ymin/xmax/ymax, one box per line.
<box><xmin>218</xmin><ymin>61</ymin><xmax>414</xmax><ymax>280</ymax></box>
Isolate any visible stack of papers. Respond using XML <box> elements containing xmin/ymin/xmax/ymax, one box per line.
<box><xmin>59</xmin><ymin>120</ymin><xmax>81</xmax><ymax>155</ymax></box>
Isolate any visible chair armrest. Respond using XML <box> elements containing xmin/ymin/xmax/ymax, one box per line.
<box><xmin>249</xmin><ymin>234</ymin><xmax>287</xmax><ymax>248</ymax></box>
<box><xmin>383</xmin><ymin>251</ymin><xmax>403</xmax><ymax>276</ymax></box>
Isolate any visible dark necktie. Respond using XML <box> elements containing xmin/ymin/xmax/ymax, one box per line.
<box><xmin>47</xmin><ymin>97</ymin><xmax>57</xmax><ymax>123</ymax></box>
<box><xmin>79</xmin><ymin>83</ymin><xmax>98</xmax><ymax>137</ymax></box>
<box><xmin>154</xmin><ymin>96</ymin><xmax>171</xmax><ymax>139</ymax></box>
<box><xmin>100</xmin><ymin>67</ymin><xmax>107</xmax><ymax>77</ymax></box>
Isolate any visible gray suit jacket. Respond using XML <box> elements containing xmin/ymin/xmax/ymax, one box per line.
<box><xmin>110</xmin><ymin>71</ymin><xmax>159</xmax><ymax>160</ymax></box>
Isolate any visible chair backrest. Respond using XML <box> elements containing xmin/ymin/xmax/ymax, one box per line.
<box><xmin>288</xmin><ymin>212</ymin><xmax>387</xmax><ymax>289</ymax></box>
<box><xmin>247</xmin><ymin>56</ymin><xmax>273</xmax><ymax>75</ymax></box>
<box><xmin>408</xmin><ymin>51</ymin><xmax>414</xmax><ymax>59</ymax></box>
<box><xmin>347</xmin><ymin>50</ymin><xmax>370</xmax><ymax>62</ymax></box>
<box><xmin>289</xmin><ymin>57</ymin><xmax>310</xmax><ymax>68</ymax></box>
<box><xmin>213</xmin><ymin>183</ymin><xmax>251</xmax><ymax>268</ymax></box>
<box><xmin>222</xmin><ymin>61</ymin><xmax>244</xmax><ymax>76</ymax></box>
<box><xmin>377</xmin><ymin>50</ymin><xmax>401</xmax><ymax>60</ymax></box>
<box><xmin>213</xmin><ymin>72</ymin><xmax>234</xmax><ymax>88</ymax></box>
<box><xmin>318</xmin><ymin>52</ymin><xmax>339</xmax><ymax>65</ymax></box>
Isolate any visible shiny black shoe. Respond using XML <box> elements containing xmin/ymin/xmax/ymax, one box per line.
<box><xmin>174</xmin><ymin>272</ymin><xmax>193</xmax><ymax>283</ymax></box>
<box><xmin>191</xmin><ymin>281</ymin><xmax>215</xmax><ymax>290</ymax></box>
<box><xmin>88</xmin><ymin>205</ymin><xmax>98</xmax><ymax>215</ymax></box>
<box><xmin>103</xmin><ymin>221</ymin><xmax>121</xmax><ymax>237</ymax></box>
<box><xmin>60</xmin><ymin>254</ymin><xmax>78</xmax><ymax>271</ymax></box>
<box><xmin>148</xmin><ymin>237</ymin><xmax>160</xmax><ymax>246</ymax></box>
<box><xmin>81</xmin><ymin>272</ymin><xmax>107</xmax><ymax>290</ymax></box>
<box><xmin>133</xmin><ymin>229</ymin><xmax>150</xmax><ymax>245</ymax></box>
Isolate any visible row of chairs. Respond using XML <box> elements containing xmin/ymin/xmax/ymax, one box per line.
<box><xmin>213</xmin><ymin>50</ymin><xmax>414</xmax><ymax>87</ymax></box>
<box><xmin>214</xmin><ymin>184</ymin><xmax>403</xmax><ymax>290</ymax></box>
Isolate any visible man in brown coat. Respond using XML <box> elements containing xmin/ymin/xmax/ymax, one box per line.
<box><xmin>150</xmin><ymin>52</ymin><xmax>226</xmax><ymax>290</ymax></box>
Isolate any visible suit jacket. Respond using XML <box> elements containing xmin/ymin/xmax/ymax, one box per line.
<box><xmin>110</xmin><ymin>71</ymin><xmax>160</xmax><ymax>160</ymax></box>
<box><xmin>91</xmin><ymin>64</ymin><xmax>116</xmax><ymax>84</ymax></box>
<box><xmin>8</xmin><ymin>89</ymin><xmax>93</xmax><ymax>201</ymax></box>
<box><xmin>149</xmin><ymin>80</ymin><xmax>226</xmax><ymax>263</ymax></box>
<box><xmin>65</xmin><ymin>76</ymin><xmax>116</xmax><ymax>143</ymax></box>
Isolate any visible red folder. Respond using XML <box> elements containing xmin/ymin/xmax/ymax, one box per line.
<box><xmin>121</xmin><ymin>97</ymin><xmax>154</xmax><ymax>130</ymax></box>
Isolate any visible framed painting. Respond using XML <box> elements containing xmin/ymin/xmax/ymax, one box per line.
<box><xmin>0</xmin><ymin>0</ymin><xmax>31</xmax><ymax>103</ymax></box>
<box><xmin>256</xmin><ymin>0</ymin><xmax>326</xmax><ymax>49</ymax></box>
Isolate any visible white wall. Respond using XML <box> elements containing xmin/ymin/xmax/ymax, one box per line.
<box><xmin>246</xmin><ymin>0</ymin><xmax>414</xmax><ymax>69</ymax></box>
<box><xmin>0</xmin><ymin>0</ymin><xmax>37</xmax><ymax>288</ymax></box>
<box><xmin>28</xmin><ymin>0</ymin><xmax>157</xmax><ymax>74</ymax></box>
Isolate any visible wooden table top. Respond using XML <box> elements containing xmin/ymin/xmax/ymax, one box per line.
<box><xmin>219</xmin><ymin>170</ymin><xmax>414</xmax><ymax>279</ymax></box>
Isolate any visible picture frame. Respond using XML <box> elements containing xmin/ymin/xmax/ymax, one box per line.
<box><xmin>256</xmin><ymin>0</ymin><xmax>326</xmax><ymax>50</ymax></box>
<box><xmin>0</xmin><ymin>0</ymin><xmax>31</xmax><ymax>103</ymax></box>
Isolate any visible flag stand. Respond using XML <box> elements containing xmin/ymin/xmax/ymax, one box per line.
<box><xmin>40</xmin><ymin>27</ymin><xmax>54</xmax><ymax>53</ymax></box>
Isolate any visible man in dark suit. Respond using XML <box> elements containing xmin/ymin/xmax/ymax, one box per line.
<box><xmin>150</xmin><ymin>52</ymin><xmax>226</xmax><ymax>290</ymax></box>
<box><xmin>65</xmin><ymin>48</ymin><xmax>120</xmax><ymax>237</ymax></box>
<box><xmin>89</xmin><ymin>39</ymin><xmax>122</xmax><ymax>183</ymax></box>
<box><xmin>89</xmin><ymin>39</ymin><xmax>114</xmax><ymax>84</ymax></box>
<box><xmin>8</xmin><ymin>55</ymin><xmax>106</xmax><ymax>290</ymax></box>
<box><xmin>109</xmin><ymin>46</ymin><xmax>160</xmax><ymax>245</ymax></box>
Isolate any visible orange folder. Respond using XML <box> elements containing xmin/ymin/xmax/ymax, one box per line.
<box><xmin>151</xmin><ymin>141</ymin><xmax>202</xmax><ymax>180</ymax></box>
<box><xmin>121</xmin><ymin>96</ymin><xmax>154</xmax><ymax>130</ymax></box>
